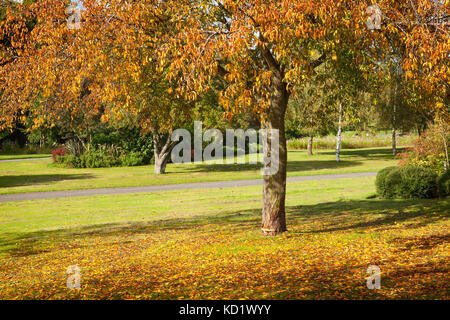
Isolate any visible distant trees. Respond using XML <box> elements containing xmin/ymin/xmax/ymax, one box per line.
<box><xmin>287</xmin><ymin>72</ymin><xmax>338</xmax><ymax>156</ymax></box>
<box><xmin>0</xmin><ymin>0</ymin><xmax>194</xmax><ymax>173</ymax></box>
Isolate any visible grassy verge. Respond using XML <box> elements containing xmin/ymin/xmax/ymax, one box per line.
<box><xmin>0</xmin><ymin>148</ymin><xmax>398</xmax><ymax>194</ymax></box>
<box><xmin>0</xmin><ymin>176</ymin><xmax>448</xmax><ymax>299</ymax></box>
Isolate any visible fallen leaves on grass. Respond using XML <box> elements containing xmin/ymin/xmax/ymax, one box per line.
<box><xmin>0</xmin><ymin>200</ymin><xmax>448</xmax><ymax>299</ymax></box>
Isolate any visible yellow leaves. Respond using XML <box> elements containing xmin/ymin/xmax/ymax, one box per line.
<box><xmin>100</xmin><ymin>113</ymin><xmax>110</xmax><ymax>123</ymax></box>
<box><xmin>1</xmin><ymin>0</ymin><xmax>447</xmax><ymax>134</ymax></box>
<box><xmin>405</xmin><ymin>70</ymin><xmax>414</xmax><ymax>80</ymax></box>
<box><xmin>1</xmin><ymin>204</ymin><xmax>449</xmax><ymax>299</ymax></box>
<box><xmin>332</xmin><ymin>50</ymin><xmax>337</xmax><ymax>61</ymax></box>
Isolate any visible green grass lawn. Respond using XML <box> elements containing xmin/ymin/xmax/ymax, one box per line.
<box><xmin>1</xmin><ymin>146</ymin><xmax>447</xmax><ymax>299</ymax></box>
<box><xmin>0</xmin><ymin>176</ymin><xmax>448</xmax><ymax>299</ymax></box>
<box><xmin>0</xmin><ymin>147</ymin><xmax>398</xmax><ymax>194</ymax></box>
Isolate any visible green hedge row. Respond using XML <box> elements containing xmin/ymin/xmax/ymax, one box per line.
<box><xmin>56</xmin><ymin>151</ymin><xmax>144</xmax><ymax>168</ymax></box>
<box><xmin>376</xmin><ymin>166</ymin><xmax>450</xmax><ymax>199</ymax></box>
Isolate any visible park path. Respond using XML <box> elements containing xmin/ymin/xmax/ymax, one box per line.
<box><xmin>0</xmin><ymin>157</ymin><xmax>51</xmax><ymax>163</ymax></box>
<box><xmin>0</xmin><ymin>172</ymin><xmax>377</xmax><ymax>202</ymax></box>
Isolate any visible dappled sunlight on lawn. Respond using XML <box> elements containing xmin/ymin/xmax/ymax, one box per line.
<box><xmin>0</xmin><ymin>148</ymin><xmax>397</xmax><ymax>194</ymax></box>
<box><xmin>0</xmin><ymin>197</ymin><xmax>448</xmax><ymax>299</ymax></box>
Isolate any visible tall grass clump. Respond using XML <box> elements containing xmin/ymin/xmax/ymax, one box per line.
<box><xmin>288</xmin><ymin>133</ymin><xmax>416</xmax><ymax>150</ymax></box>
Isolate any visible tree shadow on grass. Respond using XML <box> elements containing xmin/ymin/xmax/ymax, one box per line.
<box><xmin>170</xmin><ymin>160</ymin><xmax>362</xmax><ymax>174</ymax></box>
<box><xmin>391</xmin><ymin>234</ymin><xmax>450</xmax><ymax>252</ymax></box>
<box><xmin>0</xmin><ymin>174</ymin><xmax>95</xmax><ymax>188</ymax></box>
<box><xmin>168</xmin><ymin>147</ymin><xmax>394</xmax><ymax>174</ymax></box>
<box><xmin>286</xmin><ymin>199</ymin><xmax>449</xmax><ymax>234</ymax></box>
<box><xmin>1</xmin><ymin>198</ymin><xmax>448</xmax><ymax>258</ymax></box>
<box><xmin>319</xmin><ymin>147</ymin><xmax>405</xmax><ymax>160</ymax></box>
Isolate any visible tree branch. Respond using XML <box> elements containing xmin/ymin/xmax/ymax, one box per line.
<box><xmin>309</xmin><ymin>53</ymin><xmax>327</xmax><ymax>69</ymax></box>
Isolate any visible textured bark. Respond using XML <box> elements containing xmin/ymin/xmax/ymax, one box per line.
<box><xmin>154</xmin><ymin>151</ymin><xmax>170</xmax><ymax>174</ymax></box>
<box><xmin>392</xmin><ymin>127</ymin><xmax>397</xmax><ymax>156</ymax></box>
<box><xmin>392</xmin><ymin>99</ymin><xmax>397</xmax><ymax>156</ymax></box>
<box><xmin>307</xmin><ymin>136</ymin><xmax>314</xmax><ymax>156</ymax></box>
<box><xmin>153</xmin><ymin>128</ymin><xmax>176</xmax><ymax>175</ymax></box>
<box><xmin>336</xmin><ymin>102</ymin><xmax>343</xmax><ymax>162</ymax></box>
<box><xmin>261</xmin><ymin>66</ymin><xmax>288</xmax><ymax>236</ymax></box>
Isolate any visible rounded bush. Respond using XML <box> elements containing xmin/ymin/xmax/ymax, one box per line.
<box><xmin>396</xmin><ymin>167</ymin><xmax>437</xmax><ymax>199</ymax></box>
<box><xmin>375</xmin><ymin>166</ymin><xmax>398</xmax><ymax>198</ymax></box>
<box><xmin>384</xmin><ymin>168</ymin><xmax>403</xmax><ymax>198</ymax></box>
<box><xmin>377</xmin><ymin>166</ymin><xmax>438</xmax><ymax>199</ymax></box>
<box><xmin>437</xmin><ymin>169</ymin><xmax>450</xmax><ymax>197</ymax></box>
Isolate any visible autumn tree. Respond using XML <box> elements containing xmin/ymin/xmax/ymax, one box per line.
<box><xmin>376</xmin><ymin>0</ymin><xmax>449</xmax><ymax>126</ymax></box>
<box><xmin>0</xmin><ymin>0</ymin><xmax>196</xmax><ymax>174</ymax></box>
<box><xmin>362</xmin><ymin>1</ymin><xmax>449</xmax><ymax>154</ymax></box>
<box><xmin>287</xmin><ymin>75</ymin><xmax>338</xmax><ymax>156</ymax></box>
<box><xmin>0</xmin><ymin>0</ymin><xmax>38</xmax><ymax>130</ymax></box>
<box><xmin>1</xmin><ymin>0</ymin><xmax>448</xmax><ymax>236</ymax></box>
<box><xmin>155</xmin><ymin>0</ymin><xmax>388</xmax><ymax>235</ymax></box>
<box><xmin>2</xmin><ymin>0</ymin><xmax>365</xmax><ymax>235</ymax></box>
<box><xmin>327</xmin><ymin>45</ymin><xmax>371</xmax><ymax>162</ymax></box>
<box><xmin>162</xmin><ymin>0</ymin><xmax>449</xmax><ymax>235</ymax></box>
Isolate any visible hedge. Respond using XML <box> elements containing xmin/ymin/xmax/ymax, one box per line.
<box><xmin>376</xmin><ymin>166</ymin><xmax>438</xmax><ymax>199</ymax></box>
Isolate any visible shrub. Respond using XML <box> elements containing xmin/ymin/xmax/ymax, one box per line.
<box><xmin>377</xmin><ymin>166</ymin><xmax>438</xmax><ymax>199</ymax></box>
<box><xmin>57</xmin><ymin>154</ymin><xmax>81</xmax><ymax>168</ymax></box>
<box><xmin>0</xmin><ymin>140</ymin><xmax>51</xmax><ymax>155</ymax></box>
<box><xmin>397</xmin><ymin>123</ymin><xmax>449</xmax><ymax>174</ymax></box>
<box><xmin>80</xmin><ymin>150</ymin><xmax>118</xmax><ymax>168</ymax></box>
<box><xmin>56</xmin><ymin>148</ymin><xmax>145</xmax><ymax>168</ymax></box>
<box><xmin>91</xmin><ymin>128</ymin><xmax>153</xmax><ymax>164</ymax></box>
<box><xmin>120</xmin><ymin>152</ymin><xmax>144</xmax><ymax>167</ymax></box>
<box><xmin>51</xmin><ymin>146</ymin><xmax>67</xmax><ymax>163</ymax></box>
<box><xmin>437</xmin><ymin>170</ymin><xmax>450</xmax><ymax>197</ymax></box>
<box><xmin>375</xmin><ymin>166</ymin><xmax>398</xmax><ymax>198</ymax></box>
<box><xmin>395</xmin><ymin>167</ymin><xmax>437</xmax><ymax>199</ymax></box>
<box><xmin>385</xmin><ymin>168</ymin><xmax>406</xmax><ymax>198</ymax></box>
<box><xmin>133</xmin><ymin>133</ymin><xmax>154</xmax><ymax>164</ymax></box>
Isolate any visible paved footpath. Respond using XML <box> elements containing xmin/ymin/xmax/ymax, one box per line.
<box><xmin>0</xmin><ymin>172</ymin><xmax>377</xmax><ymax>202</ymax></box>
<box><xmin>0</xmin><ymin>157</ymin><xmax>51</xmax><ymax>163</ymax></box>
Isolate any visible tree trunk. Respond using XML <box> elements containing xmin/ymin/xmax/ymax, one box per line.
<box><xmin>153</xmin><ymin>128</ymin><xmax>176</xmax><ymax>175</ymax></box>
<box><xmin>261</xmin><ymin>73</ymin><xmax>288</xmax><ymax>236</ymax></box>
<box><xmin>336</xmin><ymin>102</ymin><xmax>343</xmax><ymax>162</ymax></box>
<box><xmin>392</xmin><ymin>127</ymin><xmax>397</xmax><ymax>156</ymax></box>
<box><xmin>438</xmin><ymin>124</ymin><xmax>449</xmax><ymax>170</ymax></box>
<box><xmin>307</xmin><ymin>136</ymin><xmax>313</xmax><ymax>156</ymax></box>
<box><xmin>392</xmin><ymin>98</ymin><xmax>397</xmax><ymax>156</ymax></box>
<box><xmin>154</xmin><ymin>150</ymin><xmax>171</xmax><ymax>174</ymax></box>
